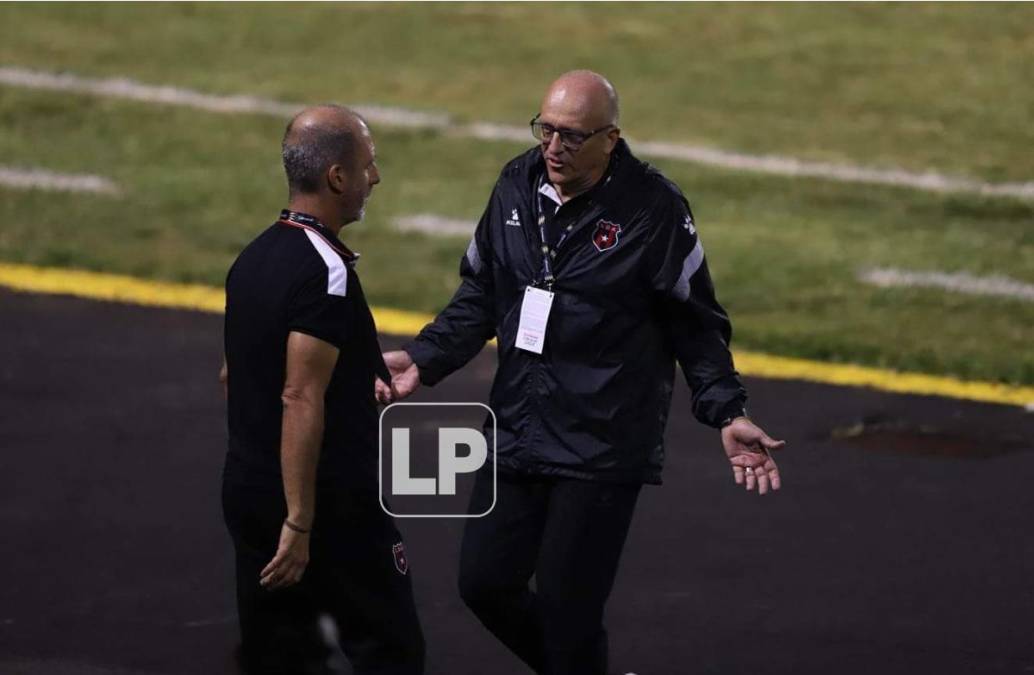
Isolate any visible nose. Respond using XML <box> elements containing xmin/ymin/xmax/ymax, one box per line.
<box><xmin>546</xmin><ymin>132</ymin><xmax>565</xmax><ymax>156</ymax></box>
<box><xmin>370</xmin><ymin>164</ymin><xmax>381</xmax><ymax>186</ymax></box>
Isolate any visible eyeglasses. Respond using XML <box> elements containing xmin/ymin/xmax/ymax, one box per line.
<box><xmin>529</xmin><ymin>114</ymin><xmax>614</xmax><ymax>151</ymax></box>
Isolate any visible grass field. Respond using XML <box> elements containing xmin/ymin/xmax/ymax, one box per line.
<box><xmin>1</xmin><ymin>3</ymin><xmax>1032</xmax><ymax>385</ymax></box>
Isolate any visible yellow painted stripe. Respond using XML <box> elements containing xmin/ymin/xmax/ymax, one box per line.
<box><xmin>1</xmin><ymin>262</ymin><xmax>1031</xmax><ymax>408</ymax></box>
<box><xmin>0</xmin><ymin>261</ymin><xmax>434</xmax><ymax>335</ymax></box>
<box><xmin>0</xmin><ymin>263</ymin><xmax>227</xmax><ymax>313</ymax></box>
<box><xmin>732</xmin><ymin>351</ymin><xmax>1034</xmax><ymax>408</ymax></box>
<box><xmin>364</xmin><ymin>305</ymin><xmax>434</xmax><ymax>338</ymax></box>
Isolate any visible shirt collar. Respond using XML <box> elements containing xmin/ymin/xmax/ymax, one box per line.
<box><xmin>538</xmin><ymin>181</ymin><xmax>562</xmax><ymax>206</ymax></box>
<box><xmin>277</xmin><ymin>209</ymin><xmax>360</xmax><ymax>263</ymax></box>
<box><xmin>537</xmin><ymin>140</ymin><xmax>625</xmax><ymax>207</ymax></box>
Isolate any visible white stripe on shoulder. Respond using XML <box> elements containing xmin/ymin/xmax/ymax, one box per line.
<box><xmin>465</xmin><ymin>237</ymin><xmax>483</xmax><ymax>275</ymax></box>
<box><xmin>671</xmin><ymin>240</ymin><xmax>705</xmax><ymax>302</ymax></box>
<box><xmin>303</xmin><ymin>229</ymin><xmax>348</xmax><ymax>297</ymax></box>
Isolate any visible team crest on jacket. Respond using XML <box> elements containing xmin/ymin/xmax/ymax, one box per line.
<box><xmin>392</xmin><ymin>542</ymin><xmax>409</xmax><ymax>575</ymax></box>
<box><xmin>592</xmin><ymin>220</ymin><xmax>622</xmax><ymax>252</ymax></box>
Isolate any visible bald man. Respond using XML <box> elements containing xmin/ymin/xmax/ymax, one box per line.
<box><xmin>223</xmin><ymin>105</ymin><xmax>424</xmax><ymax>674</ymax></box>
<box><xmin>385</xmin><ymin>72</ymin><xmax>784</xmax><ymax>674</ymax></box>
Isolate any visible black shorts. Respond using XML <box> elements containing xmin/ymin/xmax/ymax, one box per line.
<box><xmin>222</xmin><ymin>472</ymin><xmax>424</xmax><ymax>675</ymax></box>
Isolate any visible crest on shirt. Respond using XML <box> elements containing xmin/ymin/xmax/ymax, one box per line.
<box><xmin>592</xmin><ymin>219</ymin><xmax>622</xmax><ymax>252</ymax></box>
<box><xmin>505</xmin><ymin>209</ymin><xmax>522</xmax><ymax>227</ymax></box>
<box><xmin>392</xmin><ymin>542</ymin><xmax>409</xmax><ymax>575</ymax></box>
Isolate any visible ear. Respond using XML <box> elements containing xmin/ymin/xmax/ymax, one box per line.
<box><xmin>604</xmin><ymin>127</ymin><xmax>621</xmax><ymax>154</ymax></box>
<box><xmin>326</xmin><ymin>163</ymin><xmax>347</xmax><ymax>195</ymax></box>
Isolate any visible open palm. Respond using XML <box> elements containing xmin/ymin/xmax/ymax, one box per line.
<box><xmin>721</xmin><ymin>417</ymin><xmax>786</xmax><ymax>495</ymax></box>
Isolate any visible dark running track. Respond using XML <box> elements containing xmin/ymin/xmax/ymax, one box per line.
<box><xmin>1</xmin><ymin>288</ymin><xmax>1032</xmax><ymax>675</ymax></box>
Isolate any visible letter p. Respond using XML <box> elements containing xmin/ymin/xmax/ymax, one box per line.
<box><xmin>437</xmin><ymin>427</ymin><xmax>488</xmax><ymax>495</ymax></box>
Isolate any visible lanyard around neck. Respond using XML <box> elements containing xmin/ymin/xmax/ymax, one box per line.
<box><xmin>276</xmin><ymin>209</ymin><xmax>358</xmax><ymax>262</ymax></box>
<box><xmin>535</xmin><ymin>176</ymin><xmax>579</xmax><ymax>287</ymax></box>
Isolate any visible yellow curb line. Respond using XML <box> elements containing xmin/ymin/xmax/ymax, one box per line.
<box><xmin>1</xmin><ymin>262</ymin><xmax>1031</xmax><ymax>408</ymax></box>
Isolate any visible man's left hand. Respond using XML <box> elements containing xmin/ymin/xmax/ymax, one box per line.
<box><xmin>260</xmin><ymin>521</ymin><xmax>310</xmax><ymax>591</ymax></box>
<box><xmin>721</xmin><ymin>417</ymin><xmax>786</xmax><ymax>495</ymax></box>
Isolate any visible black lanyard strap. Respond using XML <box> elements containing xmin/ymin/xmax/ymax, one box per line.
<box><xmin>535</xmin><ymin>177</ymin><xmax>577</xmax><ymax>286</ymax></box>
<box><xmin>277</xmin><ymin>209</ymin><xmax>359</xmax><ymax>262</ymax></box>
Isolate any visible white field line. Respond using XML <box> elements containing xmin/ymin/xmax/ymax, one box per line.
<box><xmin>0</xmin><ymin>66</ymin><xmax>450</xmax><ymax>130</ymax></box>
<box><xmin>394</xmin><ymin>214</ymin><xmax>475</xmax><ymax>237</ymax></box>
<box><xmin>859</xmin><ymin>267</ymin><xmax>1034</xmax><ymax>302</ymax></box>
<box><xmin>632</xmin><ymin>141</ymin><xmax>1034</xmax><ymax>200</ymax></box>
<box><xmin>3</xmin><ymin>65</ymin><xmax>1034</xmax><ymax>200</ymax></box>
<box><xmin>0</xmin><ymin>165</ymin><xmax>120</xmax><ymax>195</ymax></box>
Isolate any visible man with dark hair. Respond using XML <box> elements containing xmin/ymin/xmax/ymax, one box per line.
<box><xmin>222</xmin><ymin>105</ymin><xmax>424</xmax><ymax>675</ymax></box>
<box><xmin>384</xmin><ymin>72</ymin><xmax>784</xmax><ymax>675</ymax></box>
<box><xmin>282</xmin><ymin>118</ymin><xmax>356</xmax><ymax>195</ymax></box>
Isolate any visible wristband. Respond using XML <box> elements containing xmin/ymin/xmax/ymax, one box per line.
<box><xmin>284</xmin><ymin>518</ymin><xmax>311</xmax><ymax>534</ymax></box>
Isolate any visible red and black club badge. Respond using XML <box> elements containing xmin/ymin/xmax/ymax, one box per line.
<box><xmin>392</xmin><ymin>542</ymin><xmax>409</xmax><ymax>575</ymax></box>
<box><xmin>592</xmin><ymin>219</ymin><xmax>622</xmax><ymax>252</ymax></box>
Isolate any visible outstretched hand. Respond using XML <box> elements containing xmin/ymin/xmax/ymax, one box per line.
<box><xmin>721</xmin><ymin>417</ymin><xmax>786</xmax><ymax>495</ymax></box>
<box><xmin>382</xmin><ymin>350</ymin><xmax>421</xmax><ymax>400</ymax></box>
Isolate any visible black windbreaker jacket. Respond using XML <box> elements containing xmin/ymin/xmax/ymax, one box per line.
<box><xmin>406</xmin><ymin>140</ymin><xmax>747</xmax><ymax>484</ymax></box>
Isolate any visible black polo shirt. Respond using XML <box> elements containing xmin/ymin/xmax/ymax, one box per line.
<box><xmin>223</xmin><ymin>210</ymin><xmax>386</xmax><ymax>490</ymax></box>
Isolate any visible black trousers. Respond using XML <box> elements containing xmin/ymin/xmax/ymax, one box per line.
<box><xmin>222</xmin><ymin>473</ymin><xmax>425</xmax><ymax>675</ymax></box>
<box><xmin>458</xmin><ymin>468</ymin><xmax>642</xmax><ymax>675</ymax></box>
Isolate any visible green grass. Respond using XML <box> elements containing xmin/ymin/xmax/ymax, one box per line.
<box><xmin>2</xmin><ymin>3</ymin><xmax>1033</xmax><ymax>181</ymax></box>
<box><xmin>0</xmin><ymin>4</ymin><xmax>1031</xmax><ymax>385</ymax></box>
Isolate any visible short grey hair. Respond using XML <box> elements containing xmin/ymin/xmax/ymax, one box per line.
<box><xmin>281</xmin><ymin>105</ymin><xmax>358</xmax><ymax>195</ymax></box>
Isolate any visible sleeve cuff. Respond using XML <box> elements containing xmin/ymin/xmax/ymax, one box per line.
<box><xmin>287</xmin><ymin>324</ymin><xmax>345</xmax><ymax>351</ymax></box>
<box><xmin>693</xmin><ymin>373</ymin><xmax>748</xmax><ymax>429</ymax></box>
<box><xmin>403</xmin><ymin>339</ymin><xmax>447</xmax><ymax>387</ymax></box>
